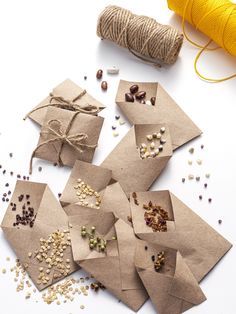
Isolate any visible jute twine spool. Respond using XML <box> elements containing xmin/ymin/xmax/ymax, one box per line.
<box><xmin>168</xmin><ymin>0</ymin><xmax>236</xmax><ymax>82</ymax></box>
<box><xmin>97</xmin><ymin>5</ymin><xmax>184</xmax><ymax>65</ymax></box>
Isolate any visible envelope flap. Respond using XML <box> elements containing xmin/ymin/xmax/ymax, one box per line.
<box><xmin>100</xmin><ymin>181</ymin><xmax>131</xmax><ymax>224</ymax></box>
<box><xmin>115</xmin><ymin>219</ymin><xmax>144</xmax><ymax>290</ymax></box>
<box><xmin>169</xmin><ymin>252</ymin><xmax>206</xmax><ymax>305</ymax></box>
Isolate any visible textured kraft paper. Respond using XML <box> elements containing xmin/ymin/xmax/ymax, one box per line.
<box><xmin>101</xmin><ymin>124</ymin><xmax>173</xmax><ymax>196</ymax></box>
<box><xmin>130</xmin><ymin>190</ymin><xmax>232</xmax><ymax>282</ymax></box>
<box><xmin>100</xmin><ymin>181</ymin><xmax>132</xmax><ymax>224</ymax></box>
<box><xmin>27</xmin><ymin>79</ymin><xmax>105</xmax><ymax>126</ymax></box>
<box><xmin>1</xmin><ymin>180</ymin><xmax>78</xmax><ymax>291</ymax></box>
<box><xmin>32</xmin><ymin>107</ymin><xmax>104</xmax><ymax>168</ymax></box>
<box><xmin>60</xmin><ymin>160</ymin><xmax>112</xmax><ymax>208</ymax></box>
<box><xmin>135</xmin><ymin>240</ymin><xmax>206</xmax><ymax>314</ymax></box>
<box><xmin>116</xmin><ymin>80</ymin><xmax>202</xmax><ymax>150</ymax></box>
<box><xmin>69</xmin><ymin>209</ymin><xmax>148</xmax><ymax>312</ymax></box>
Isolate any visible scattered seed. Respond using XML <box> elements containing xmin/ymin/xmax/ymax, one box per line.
<box><xmin>201</xmin><ymin>144</ymin><xmax>204</xmax><ymax>149</ymax></box>
<box><xmin>218</xmin><ymin>219</ymin><xmax>222</xmax><ymax>224</ymax></box>
<box><xmin>182</xmin><ymin>178</ymin><xmax>185</xmax><ymax>183</ymax></box>
<box><xmin>197</xmin><ymin>159</ymin><xmax>202</xmax><ymax>165</ymax></box>
<box><xmin>208</xmin><ymin>198</ymin><xmax>212</xmax><ymax>203</ymax></box>
<box><xmin>189</xmin><ymin>147</ymin><xmax>194</xmax><ymax>154</ymax></box>
<box><xmin>204</xmin><ymin>183</ymin><xmax>208</xmax><ymax>188</ymax></box>
<box><xmin>113</xmin><ymin>131</ymin><xmax>119</xmax><ymax>137</ymax></box>
<box><xmin>205</xmin><ymin>173</ymin><xmax>210</xmax><ymax>179</ymax></box>
<box><xmin>188</xmin><ymin>174</ymin><xmax>194</xmax><ymax>180</ymax></box>
<box><xmin>199</xmin><ymin>195</ymin><xmax>202</xmax><ymax>200</ymax></box>
<box><xmin>188</xmin><ymin>160</ymin><xmax>192</xmax><ymax>165</ymax></box>
<box><xmin>101</xmin><ymin>81</ymin><xmax>108</xmax><ymax>91</ymax></box>
<box><xmin>107</xmin><ymin>66</ymin><xmax>119</xmax><ymax>74</ymax></box>
<box><xmin>196</xmin><ymin>176</ymin><xmax>200</xmax><ymax>181</ymax></box>
<box><xmin>96</xmin><ymin>69</ymin><xmax>103</xmax><ymax>79</ymax></box>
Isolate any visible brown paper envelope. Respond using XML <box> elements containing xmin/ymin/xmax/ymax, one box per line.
<box><xmin>101</xmin><ymin>124</ymin><xmax>173</xmax><ymax>196</ymax></box>
<box><xmin>60</xmin><ymin>160</ymin><xmax>112</xmax><ymax>208</ymax></box>
<box><xmin>33</xmin><ymin>107</ymin><xmax>104</xmax><ymax>167</ymax></box>
<box><xmin>69</xmin><ymin>209</ymin><xmax>148</xmax><ymax>312</ymax></box>
<box><xmin>135</xmin><ymin>240</ymin><xmax>206</xmax><ymax>314</ymax></box>
<box><xmin>131</xmin><ymin>191</ymin><xmax>232</xmax><ymax>282</ymax></box>
<box><xmin>100</xmin><ymin>181</ymin><xmax>131</xmax><ymax>224</ymax></box>
<box><xmin>1</xmin><ymin>180</ymin><xmax>78</xmax><ymax>291</ymax></box>
<box><xmin>116</xmin><ymin>80</ymin><xmax>202</xmax><ymax>150</ymax></box>
<box><xmin>28</xmin><ymin>79</ymin><xmax>105</xmax><ymax>126</ymax></box>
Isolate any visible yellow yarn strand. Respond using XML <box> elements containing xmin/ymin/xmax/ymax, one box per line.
<box><xmin>168</xmin><ymin>0</ymin><xmax>236</xmax><ymax>82</ymax></box>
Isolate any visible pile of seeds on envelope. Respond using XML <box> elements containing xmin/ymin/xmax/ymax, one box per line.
<box><xmin>0</xmin><ymin>76</ymin><xmax>232</xmax><ymax>314</ymax></box>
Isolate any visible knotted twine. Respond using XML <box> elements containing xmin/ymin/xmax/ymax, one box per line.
<box><xmin>29</xmin><ymin>111</ymin><xmax>97</xmax><ymax>174</ymax></box>
<box><xmin>97</xmin><ymin>5</ymin><xmax>183</xmax><ymax>66</ymax></box>
<box><xmin>24</xmin><ymin>90</ymin><xmax>100</xmax><ymax>121</ymax></box>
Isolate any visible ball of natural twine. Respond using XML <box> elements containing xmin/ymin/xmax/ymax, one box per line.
<box><xmin>97</xmin><ymin>5</ymin><xmax>183</xmax><ymax>65</ymax></box>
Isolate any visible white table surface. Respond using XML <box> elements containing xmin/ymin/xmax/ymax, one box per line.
<box><xmin>0</xmin><ymin>0</ymin><xmax>235</xmax><ymax>313</ymax></box>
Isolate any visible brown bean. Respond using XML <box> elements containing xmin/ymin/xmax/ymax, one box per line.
<box><xmin>130</xmin><ymin>84</ymin><xmax>139</xmax><ymax>94</ymax></box>
<box><xmin>135</xmin><ymin>91</ymin><xmax>146</xmax><ymax>100</ymax></box>
<box><xmin>101</xmin><ymin>81</ymin><xmax>108</xmax><ymax>91</ymax></box>
<box><xmin>150</xmin><ymin>97</ymin><xmax>156</xmax><ymax>106</ymax></box>
<box><xmin>125</xmin><ymin>93</ymin><xmax>134</xmax><ymax>102</ymax></box>
<box><xmin>96</xmin><ymin>69</ymin><xmax>103</xmax><ymax>79</ymax></box>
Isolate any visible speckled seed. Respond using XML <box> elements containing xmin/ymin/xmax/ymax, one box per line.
<box><xmin>150</xmin><ymin>152</ymin><xmax>156</xmax><ymax>158</ymax></box>
<box><xmin>160</xmin><ymin>138</ymin><xmax>166</xmax><ymax>144</ymax></box>
<box><xmin>141</xmin><ymin>143</ymin><xmax>147</xmax><ymax>149</ymax></box>
<box><xmin>160</xmin><ymin>127</ymin><xmax>165</xmax><ymax>133</ymax></box>
<box><xmin>146</xmin><ymin>135</ymin><xmax>153</xmax><ymax>141</ymax></box>
<box><xmin>155</xmin><ymin>148</ymin><xmax>160</xmax><ymax>155</ymax></box>
<box><xmin>130</xmin><ymin>84</ymin><xmax>139</xmax><ymax>94</ymax></box>
<box><xmin>150</xmin><ymin>142</ymin><xmax>155</xmax><ymax>149</ymax></box>
<box><xmin>159</xmin><ymin>145</ymin><xmax>163</xmax><ymax>151</ymax></box>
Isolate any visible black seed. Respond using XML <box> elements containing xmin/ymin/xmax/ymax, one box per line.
<box><xmin>125</xmin><ymin>93</ymin><xmax>134</xmax><ymax>102</ymax></box>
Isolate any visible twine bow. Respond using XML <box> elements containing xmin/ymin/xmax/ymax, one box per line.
<box><xmin>24</xmin><ymin>90</ymin><xmax>100</xmax><ymax>120</ymax></box>
<box><xmin>29</xmin><ymin>113</ymin><xmax>97</xmax><ymax>174</ymax></box>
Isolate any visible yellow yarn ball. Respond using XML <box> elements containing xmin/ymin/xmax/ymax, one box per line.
<box><xmin>168</xmin><ymin>0</ymin><xmax>236</xmax><ymax>56</ymax></box>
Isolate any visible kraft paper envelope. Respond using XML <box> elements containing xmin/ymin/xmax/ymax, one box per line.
<box><xmin>25</xmin><ymin>79</ymin><xmax>105</xmax><ymax>126</ymax></box>
<box><xmin>1</xmin><ymin>180</ymin><xmax>78</xmax><ymax>291</ymax></box>
<box><xmin>101</xmin><ymin>124</ymin><xmax>173</xmax><ymax>196</ymax></box>
<box><xmin>116</xmin><ymin>80</ymin><xmax>202</xmax><ymax>150</ymax></box>
<box><xmin>60</xmin><ymin>160</ymin><xmax>112</xmax><ymax>208</ymax></box>
<box><xmin>99</xmin><ymin>181</ymin><xmax>132</xmax><ymax>224</ymax></box>
<box><xmin>130</xmin><ymin>190</ymin><xmax>232</xmax><ymax>282</ymax></box>
<box><xmin>30</xmin><ymin>107</ymin><xmax>104</xmax><ymax>171</ymax></box>
<box><xmin>135</xmin><ymin>240</ymin><xmax>206</xmax><ymax>314</ymax></box>
<box><xmin>69</xmin><ymin>209</ymin><xmax>148</xmax><ymax>312</ymax></box>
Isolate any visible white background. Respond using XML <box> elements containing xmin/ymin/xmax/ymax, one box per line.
<box><xmin>0</xmin><ymin>0</ymin><xmax>236</xmax><ymax>313</ymax></box>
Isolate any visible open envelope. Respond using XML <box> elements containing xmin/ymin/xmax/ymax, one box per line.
<box><xmin>1</xmin><ymin>180</ymin><xmax>78</xmax><ymax>290</ymax></box>
<box><xmin>101</xmin><ymin>124</ymin><xmax>173</xmax><ymax>196</ymax></box>
<box><xmin>25</xmin><ymin>79</ymin><xmax>105</xmax><ymax>126</ymax></box>
<box><xmin>116</xmin><ymin>80</ymin><xmax>202</xmax><ymax>150</ymax></box>
<box><xmin>130</xmin><ymin>190</ymin><xmax>232</xmax><ymax>282</ymax></box>
<box><xmin>135</xmin><ymin>240</ymin><xmax>206</xmax><ymax>314</ymax></box>
<box><xmin>68</xmin><ymin>208</ymin><xmax>148</xmax><ymax>312</ymax></box>
<box><xmin>30</xmin><ymin>107</ymin><xmax>104</xmax><ymax>170</ymax></box>
<box><xmin>60</xmin><ymin>160</ymin><xmax>112</xmax><ymax>208</ymax></box>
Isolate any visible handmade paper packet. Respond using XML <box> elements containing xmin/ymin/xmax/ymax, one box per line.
<box><xmin>1</xmin><ymin>180</ymin><xmax>78</xmax><ymax>291</ymax></box>
<box><xmin>130</xmin><ymin>190</ymin><xmax>232</xmax><ymax>282</ymax></box>
<box><xmin>135</xmin><ymin>240</ymin><xmax>206</xmax><ymax>314</ymax></box>
<box><xmin>116</xmin><ymin>80</ymin><xmax>202</xmax><ymax>150</ymax></box>
<box><xmin>29</xmin><ymin>107</ymin><xmax>104</xmax><ymax>173</ymax></box>
<box><xmin>60</xmin><ymin>160</ymin><xmax>112</xmax><ymax>208</ymax></box>
<box><xmin>69</xmin><ymin>209</ymin><xmax>148</xmax><ymax>312</ymax></box>
<box><xmin>101</xmin><ymin>124</ymin><xmax>173</xmax><ymax>195</ymax></box>
<box><xmin>24</xmin><ymin>79</ymin><xmax>105</xmax><ymax>126</ymax></box>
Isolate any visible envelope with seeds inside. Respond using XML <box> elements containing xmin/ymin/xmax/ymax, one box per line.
<box><xmin>68</xmin><ymin>208</ymin><xmax>148</xmax><ymax>312</ymax></box>
<box><xmin>101</xmin><ymin>124</ymin><xmax>173</xmax><ymax>196</ymax></box>
<box><xmin>135</xmin><ymin>239</ymin><xmax>206</xmax><ymax>314</ymax></box>
<box><xmin>1</xmin><ymin>180</ymin><xmax>79</xmax><ymax>291</ymax></box>
<box><xmin>24</xmin><ymin>79</ymin><xmax>105</xmax><ymax>126</ymax></box>
<box><xmin>116</xmin><ymin>80</ymin><xmax>202</xmax><ymax>150</ymax></box>
<box><xmin>130</xmin><ymin>190</ymin><xmax>232</xmax><ymax>283</ymax></box>
<box><xmin>29</xmin><ymin>106</ymin><xmax>104</xmax><ymax>173</ymax></box>
<box><xmin>60</xmin><ymin>160</ymin><xmax>112</xmax><ymax>208</ymax></box>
